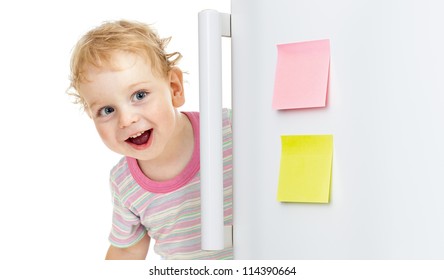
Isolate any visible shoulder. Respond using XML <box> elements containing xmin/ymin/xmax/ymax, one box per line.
<box><xmin>109</xmin><ymin>156</ymin><xmax>132</xmax><ymax>189</ymax></box>
<box><xmin>182</xmin><ymin>109</ymin><xmax>231</xmax><ymax>137</ymax></box>
<box><xmin>110</xmin><ymin>156</ymin><xmax>128</xmax><ymax>176</ymax></box>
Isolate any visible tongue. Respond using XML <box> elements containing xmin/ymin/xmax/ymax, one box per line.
<box><xmin>128</xmin><ymin>130</ymin><xmax>150</xmax><ymax>145</ymax></box>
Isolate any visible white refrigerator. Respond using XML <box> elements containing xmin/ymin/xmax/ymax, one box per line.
<box><xmin>200</xmin><ymin>0</ymin><xmax>444</xmax><ymax>259</ymax></box>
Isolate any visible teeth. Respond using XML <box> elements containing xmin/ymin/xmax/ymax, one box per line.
<box><xmin>130</xmin><ymin>131</ymin><xmax>145</xmax><ymax>138</ymax></box>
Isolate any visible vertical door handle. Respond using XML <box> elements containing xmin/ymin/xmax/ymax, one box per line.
<box><xmin>198</xmin><ymin>9</ymin><xmax>230</xmax><ymax>250</ymax></box>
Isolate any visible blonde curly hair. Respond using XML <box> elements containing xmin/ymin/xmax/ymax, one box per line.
<box><xmin>68</xmin><ymin>20</ymin><xmax>182</xmax><ymax>108</ymax></box>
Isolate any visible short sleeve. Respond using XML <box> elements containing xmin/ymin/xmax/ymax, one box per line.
<box><xmin>108</xmin><ymin>180</ymin><xmax>146</xmax><ymax>248</ymax></box>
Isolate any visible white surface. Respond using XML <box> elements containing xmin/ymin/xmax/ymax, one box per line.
<box><xmin>231</xmin><ymin>0</ymin><xmax>444</xmax><ymax>259</ymax></box>
<box><xmin>198</xmin><ymin>9</ymin><xmax>224</xmax><ymax>250</ymax></box>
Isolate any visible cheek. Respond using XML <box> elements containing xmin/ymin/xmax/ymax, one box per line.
<box><xmin>95</xmin><ymin>123</ymin><xmax>114</xmax><ymax>143</ymax></box>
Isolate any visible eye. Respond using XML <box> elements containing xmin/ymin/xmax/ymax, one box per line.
<box><xmin>131</xmin><ymin>90</ymin><xmax>148</xmax><ymax>102</ymax></box>
<box><xmin>98</xmin><ymin>106</ymin><xmax>115</xmax><ymax>117</ymax></box>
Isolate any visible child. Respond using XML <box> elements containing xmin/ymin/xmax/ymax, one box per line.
<box><xmin>68</xmin><ymin>20</ymin><xmax>233</xmax><ymax>260</ymax></box>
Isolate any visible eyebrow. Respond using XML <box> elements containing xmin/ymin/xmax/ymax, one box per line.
<box><xmin>128</xmin><ymin>80</ymin><xmax>152</xmax><ymax>91</ymax></box>
<box><xmin>87</xmin><ymin>100</ymin><xmax>101</xmax><ymax>111</ymax></box>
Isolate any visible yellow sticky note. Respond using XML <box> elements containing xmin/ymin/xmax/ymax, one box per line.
<box><xmin>277</xmin><ymin>135</ymin><xmax>333</xmax><ymax>203</ymax></box>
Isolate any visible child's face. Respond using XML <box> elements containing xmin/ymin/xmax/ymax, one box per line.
<box><xmin>79</xmin><ymin>51</ymin><xmax>185</xmax><ymax>161</ymax></box>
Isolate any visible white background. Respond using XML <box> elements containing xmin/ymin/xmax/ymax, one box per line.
<box><xmin>0</xmin><ymin>0</ymin><xmax>229</xmax><ymax>277</ymax></box>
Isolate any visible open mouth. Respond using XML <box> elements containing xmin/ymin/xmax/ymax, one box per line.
<box><xmin>126</xmin><ymin>129</ymin><xmax>152</xmax><ymax>145</ymax></box>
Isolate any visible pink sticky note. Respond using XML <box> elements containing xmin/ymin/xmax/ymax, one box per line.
<box><xmin>272</xmin><ymin>39</ymin><xmax>330</xmax><ymax>110</ymax></box>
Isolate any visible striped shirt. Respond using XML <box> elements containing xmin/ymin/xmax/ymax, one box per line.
<box><xmin>108</xmin><ymin>110</ymin><xmax>233</xmax><ymax>259</ymax></box>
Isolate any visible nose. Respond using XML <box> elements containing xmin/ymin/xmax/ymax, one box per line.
<box><xmin>118</xmin><ymin>107</ymin><xmax>139</xmax><ymax>129</ymax></box>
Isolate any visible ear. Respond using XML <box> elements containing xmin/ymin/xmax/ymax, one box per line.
<box><xmin>169</xmin><ymin>67</ymin><xmax>185</xmax><ymax>108</ymax></box>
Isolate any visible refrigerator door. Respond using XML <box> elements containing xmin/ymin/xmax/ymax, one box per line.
<box><xmin>231</xmin><ymin>0</ymin><xmax>444</xmax><ymax>259</ymax></box>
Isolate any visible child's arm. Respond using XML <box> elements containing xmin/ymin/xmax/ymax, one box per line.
<box><xmin>105</xmin><ymin>233</ymin><xmax>150</xmax><ymax>260</ymax></box>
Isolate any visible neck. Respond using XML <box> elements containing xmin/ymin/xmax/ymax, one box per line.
<box><xmin>137</xmin><ymin>112</ymin><xmax>194</xmax><ymax>181</ymax></box>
